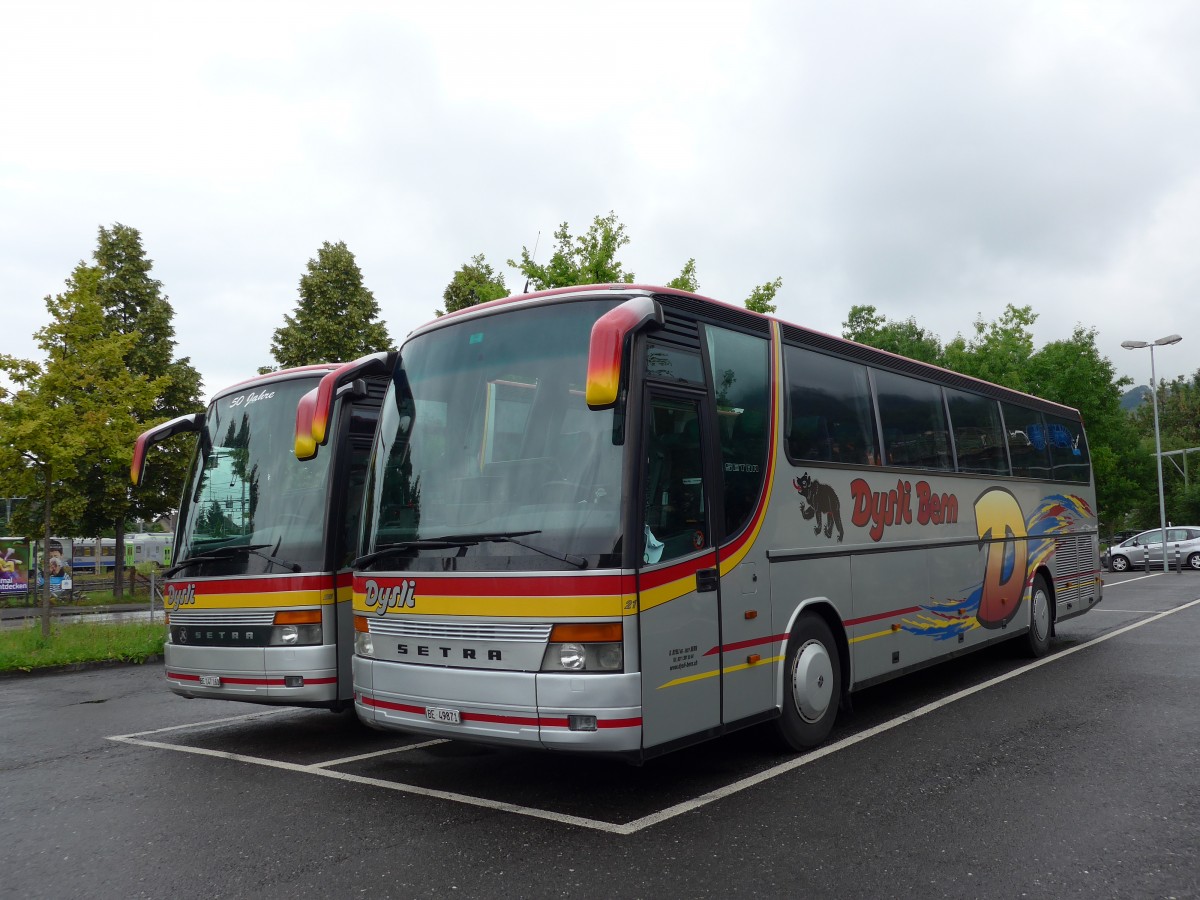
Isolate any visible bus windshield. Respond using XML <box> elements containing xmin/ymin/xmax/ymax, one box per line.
<box><xmin>366</xmin><ymin>298</ymin><xmax>625</xmax><ymax>571</ymax></box>
<box><xmin>175</xmin><ymin>376</ymin><xmax>334</xmax><ymax>575</ymax></box>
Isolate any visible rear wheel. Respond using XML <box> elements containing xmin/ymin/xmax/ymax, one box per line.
<box><xmin>1188</xmin><ymin>553</ymin><xmax>1200</xmax><ymax>571</ymax></box>
<box><xmin>1024</xmin><ymin>573</ymin><xmax>1053</xmax><ymax>658</ymax></box>
<box><xmin>777</xmin><ymin>613</ymin><xmax>842</xmax><ymax>751</ymax></box>
<box><xmin>1109</xmin><ymin>554</ymin><xmax>1129</xmax><ymax>572</ymax></box>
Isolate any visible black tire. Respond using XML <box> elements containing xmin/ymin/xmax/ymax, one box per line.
<box><xmin>776</xmin><ymin>613</ymin><xmax>842</xmax><ymax>751</ymax></box>
<box><xmin>1109</xmin><ymin>555</ymin><xmax>1129</xmax><ymax>572</ymax></box>
<box><xmin>1024</xmin><ymin>573</ymin><xmax>1053</xmax><ymax>658</ymax></box>
<box><xmin>1188</xmin><ymin>553</ymin><xmax>1200</xmax><ymax>571</ymax></box>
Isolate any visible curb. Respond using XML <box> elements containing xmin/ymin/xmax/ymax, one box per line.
<box><xmin>0</xmin><ymin>654</ymin><xmax>163</xmax><ymax>680</ymax></box>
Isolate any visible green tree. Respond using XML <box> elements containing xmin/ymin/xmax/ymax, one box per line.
<box><xmin>842</xmin><ymin>304</ymin><xmax>945</xmax><ymax>365</ymax></box>
<box><xmin>1130</xmin><ymin>370</ymin><xmax>1200</xmax><ymax>527</ymax></box>
<box><xmin>666</xmin><ymin>258</ymin><xmax>700</xmax><ymax>293</ymax></box>
<box><xmin>436</xmin><ymin>253</ymin><xmax>508</xmax><ymax>317</ymax></box>
<box><xmin>270</xmin><ymin>241</ymin><xmax>393</xmax><ymax>368</ymax></box>
<box><xmin>943</xmin><ymin>304</ymin><xmax>1038</xmax><ymax>390</ymax></box>
<box><xmin>744</xmin><ymin>277</ymin><xmax>782</xmax><ymax>314</ymax></box>
<box><xmin>509</xmin><ymin>212</ymin><xmax>636</xmax><ymax>290</ymax></box>
<box><xmin>90</xmin><ymin>225</ymin><xmax>202</xmax><ymax>597</ymax></box>
<box><xmin>0</xmin><ymin>266</ymin><xmax>164</xmax><ymax>631</ymax></box>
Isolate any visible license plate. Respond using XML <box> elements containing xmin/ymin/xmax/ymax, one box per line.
<box><xmin>425</xmin><ymin>705</ymin><xmax>461</xmax><ymax>724</ymax></box>
<box><xmin>199</xmin><ymin>675</ymin><xmax>222</xmax><ymax>687</ymax></box>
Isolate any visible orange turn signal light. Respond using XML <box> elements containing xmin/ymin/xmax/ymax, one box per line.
<box><xmin>354</xmin><ymin>615</ymin><xmax>371</xmax><ymax>633</ymax></box>
<box><xmin>273</xmin><ymin>609</ymin><xmax>322</xmax><ymax>625</ymax></box>
<box><xmin>549</xmin><ymin>622</ymin><xmax>622</xmax><ymax>643</ymax></box>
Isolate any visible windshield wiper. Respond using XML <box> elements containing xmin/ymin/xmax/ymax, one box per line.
<box><xmin>354</xmin><ymin>530</ymin><xmax>587</xmax><ymax>570</ymax></box>
<box><xmin>164</xmin><ymin>543</ymin><xmax>302</xmax><ymax>578</ymax></box>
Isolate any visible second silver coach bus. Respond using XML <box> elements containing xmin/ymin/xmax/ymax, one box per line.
<box><xmin>134</xmin><ymin>357</ymin><xmax>391</xmax><ymax>709</ymax></box>
<box><xmin>328</xmin><ymin>286</ymin><xmax>1100</xmax><ymax>759</ymax></box>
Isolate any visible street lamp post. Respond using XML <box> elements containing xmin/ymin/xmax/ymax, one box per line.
<box><xmin>1121</xmin><ymin>334</ymin><xmax>1182</xmax><ymax>574</ymax></box>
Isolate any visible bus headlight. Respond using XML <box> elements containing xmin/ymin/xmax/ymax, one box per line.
<box><xmin>541</xmin><ymin>642</ymin><xmax>624</xmax><ymax>672</ymax></box>
<box><xmin>269</xmin><ymin>624</ymin><xmax>321</xmax><ymax>646</ymax></box>
<box><xmin>355</xmin><ymin>632</ymin><xmax>374</xmax><ymax>657</ymax></box>
<box><xmin>559</xmin><ymin>643</ymin><xmax>587</xmax><ymax>670</ymax></box>
<box><xmin>269</xmin><ymin>610</ymin><xmax>322</xmax><ymax>646</ymax></box>
<box><xmin>541</xmin><ymin>623</ymin><xmax>623</xmax><ymax>672</ymax></box>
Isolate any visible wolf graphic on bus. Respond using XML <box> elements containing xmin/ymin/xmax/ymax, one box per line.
<box><xmin>793</xmin><ymin>472</ymin><xmax>844</xmax><ymax>542</ymax></box>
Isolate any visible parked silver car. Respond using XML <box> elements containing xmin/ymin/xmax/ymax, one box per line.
<box><xmin>1106</xmin><ymin>527</ymin><xmax>1200</xmax><ymax>571</ymax></box>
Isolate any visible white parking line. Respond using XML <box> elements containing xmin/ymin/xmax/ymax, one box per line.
<box><xmin>1087</xmin><ymin>609</ymin><xmax>1158</xmax><ymax>614</ymax></box>
<box><xmin>108</xmin><ymin>596</ymin><xmax>1200</xmax><ymax>835</ymax></box>
<box><xmin>310</xmin><ymin>740</ymin><xmax>449</xmax><ymax>768</ymax></box>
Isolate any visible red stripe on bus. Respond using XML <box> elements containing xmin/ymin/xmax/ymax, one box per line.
<box><xmin>359</xmin><ymin>695</ymin><xmax>640</xmax><ymax>729</ymax></box>
<box><xmin>843</xmin><ymin>607</ymin><xmax>923</xmax><ymax>627</ymax></box>
<box><xmin>703</xmin><ymin>633</ymin><xmax>788</xmax><ymax>656</ymax></box>
<box><xmin>596</xmin><ymin>717</ymin><xmax>642</xmax><ymax>729</ymax></box>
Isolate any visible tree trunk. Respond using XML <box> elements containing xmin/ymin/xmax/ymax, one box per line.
<box><xmin>40</xmin><ymin>465</ymin><xmax>52</xmax><ymax>638</ymax></box>
<box><xmin>114</xmin><ymin>518</ymin><xmax>125</xmax><ymax>600</ymax></box>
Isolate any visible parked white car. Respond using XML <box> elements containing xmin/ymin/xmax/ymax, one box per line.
<box><xmin>1106</xmin><ymin>527</ymin><xmax>1200</xmax><ymax>572</ymax></box>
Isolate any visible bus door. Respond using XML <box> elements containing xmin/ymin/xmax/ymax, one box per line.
<box><xmin>638</xmin><ymin>391</ymin><xmax>722</xmax><ymax>750</ymax></box>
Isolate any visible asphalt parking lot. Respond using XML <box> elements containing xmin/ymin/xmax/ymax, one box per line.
<box><xmin>2</xmin><ymin>570</ymin><xmax>1197</xmax><ymax>898</ymax></box>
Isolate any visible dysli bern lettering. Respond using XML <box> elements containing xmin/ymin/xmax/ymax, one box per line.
<box><xmin>850</xmin><ymin>478</ymin><xmax>959</xmax><ymax>542</ymax></box>
<box><xmin>364</xmin><ymin>579</ymin><xmax>416</xmax><ymax>616</ymax></box>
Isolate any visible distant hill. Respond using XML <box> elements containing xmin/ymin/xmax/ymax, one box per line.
<box><xmin>1121</xmin><ymin>385</ymin><xmax>1151</xmax><ymax>412</ymax></box>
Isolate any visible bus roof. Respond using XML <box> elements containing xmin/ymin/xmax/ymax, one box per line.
<box><xmin>404</xmin><ymin>284</ymin><xmax>1082</xmax><ymax>419</ymax></box>
<box><xmin>214</xmin><ymin>364</ymin><xmax>342</xmax><ymax>398</ymax></box>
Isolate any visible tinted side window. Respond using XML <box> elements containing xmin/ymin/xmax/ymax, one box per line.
<box><xmin>1001</xmin><ymin>402</ymin><xmax>1051</xmax><ymax>478</ymax></box>
<box><xmin>646</xmin><ymin>342</ymin><xmax>705</xmax><ymax>385</ymax></box>
<box><xmin>785</xmin><ymin>346</ymin><xmax>879</xmax><ymax>466</ymax></box>
<box><xmin>875</xmin><ymin>370</ymin><xmax>951</xmax><ymax>471</ymax></box>
<box><xmin>704</xmin><ymin>326</ymin><xmax>770</xmax><ymax>538</ymax></box>
<box><xmin>945</xmin><ymin>389</ymin><xmax>1009</xmax><ymax>475</ymax></box>
<box><xmin>1044</xmin><ymin>412</ymin><xmax>1091</xmax><ymax>484</ymax></box>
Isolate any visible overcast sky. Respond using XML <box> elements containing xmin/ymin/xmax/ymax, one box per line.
<box><xmin>3</xmin><ymin>1</ymin><xmax>1198</xmax><ymax>403</ymax></box>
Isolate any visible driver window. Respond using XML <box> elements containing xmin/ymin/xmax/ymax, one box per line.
<box><xmin>644</xmin><ymin>397</ymin><xmax>709</xmax><ymax>565</ymax></box>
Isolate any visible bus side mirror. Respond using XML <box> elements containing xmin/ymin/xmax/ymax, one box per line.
<box><xmin>585</xmin><ymin>296</ymin><xmax>663</xmax><ymax>410</ymax></box>
<box><xmin>131</xmin><ymin>413</ymin><xmax>205</xmax><ymax>486</ymax></box>
<box><xmin>295</xmin><ymin>351</ymin><xmax>397</xmax><ymax>460</ymax></box>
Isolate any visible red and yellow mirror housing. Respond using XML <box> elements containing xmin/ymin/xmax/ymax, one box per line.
<box><xmin>294</xmin><ymin>351</ymin><xmax>397</xmax><ymax>460</ymax></box>
<box><xmin>585</xmin><ymin>296</ymin><xmax>663</xmax><ymax>409</ymax></box>
<box><xmin>131</xmin><ymin>413</ymin><xmax>205</xmax><ymax>486</ymax></box>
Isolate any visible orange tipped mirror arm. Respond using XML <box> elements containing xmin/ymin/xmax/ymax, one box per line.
<box><xmin>131</xmin><ymin>413</ymin><xmax>205</xmax><ymax>487</ymax></box>
<box><xmin>585</xmin><ymin>296</ymin><xmax>663</xmax><ymax>410</ymax></box>
<box><xmin>295</xmin><ymin>350</ymin><xmax>397</xmax><ymax>459</ymax></box>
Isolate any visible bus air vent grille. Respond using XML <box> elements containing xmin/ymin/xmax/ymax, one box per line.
<box><xmin>167</xmin><ymin>610</ymin><xmax>277</xmax><ymax>626</ymax></box>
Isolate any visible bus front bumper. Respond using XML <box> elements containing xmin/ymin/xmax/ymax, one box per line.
<box><xmin>353</xmin><ymin>656</ymin><xmax>643</xmax><ymax>753</ymax></box>
<box><xmin>164</xmin><ymin>644</ymin><xmax>341</xmax><ymax>707</ymax></box>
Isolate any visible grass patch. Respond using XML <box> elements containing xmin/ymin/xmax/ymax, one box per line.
<box><xmin>0</xmin><ymin>620</ymin><xmax>166</xmax><ymax>673</ymax></box>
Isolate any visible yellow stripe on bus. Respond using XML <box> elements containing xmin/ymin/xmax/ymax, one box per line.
<box><xmin>183</xmin><ymin>590</ymin><xmax>328</xmax><ymax>609</ymax></box>
<box><xmin>638</xmin><ymin>576</ymin><xmax>701</xmax><ymax>612</ymax></box>
<box><xmin>657</xmin><ymin>654</ymin><xmax>785</xmax><ymax>689</ymax></box>
<box><xmin>352</xmin><ymin>593</ymin><xmax>629</xmax><ymax>618</ymax></box>
<box><xmin>848</xmin><ymin>628</ymin><xmax>895</xmax><ymax>644</ymax></box>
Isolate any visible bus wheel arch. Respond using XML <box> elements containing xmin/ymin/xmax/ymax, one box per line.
<box><xmin>776</xmin><ymin>603</ymin><xmax>847</xmax><ymax>751</ymax></box>
<box><xmin>1024</xmin><ymin>569</ymin><xmax>1054</xmax><ymax>658</ymax></box>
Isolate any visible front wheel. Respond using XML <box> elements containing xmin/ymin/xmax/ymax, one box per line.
<box><xmin>1109</xmin><ymin>554</ymin><xmax>1129</xmax><ymax>572</ymax></box>
<box><xmin>1188</xmin><ymin>553</ymin><xmax>1200</xmax><ymax>571</ymax></box>
<box><xmin>777</xmin><ymin>613</ymin><xmax>842</xmax><ymax>751</ymax></box>
<box><xmin>1024</xmin><ymin>573</ymin><xmax>1053</xmax><ymax>658</ymax></box>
